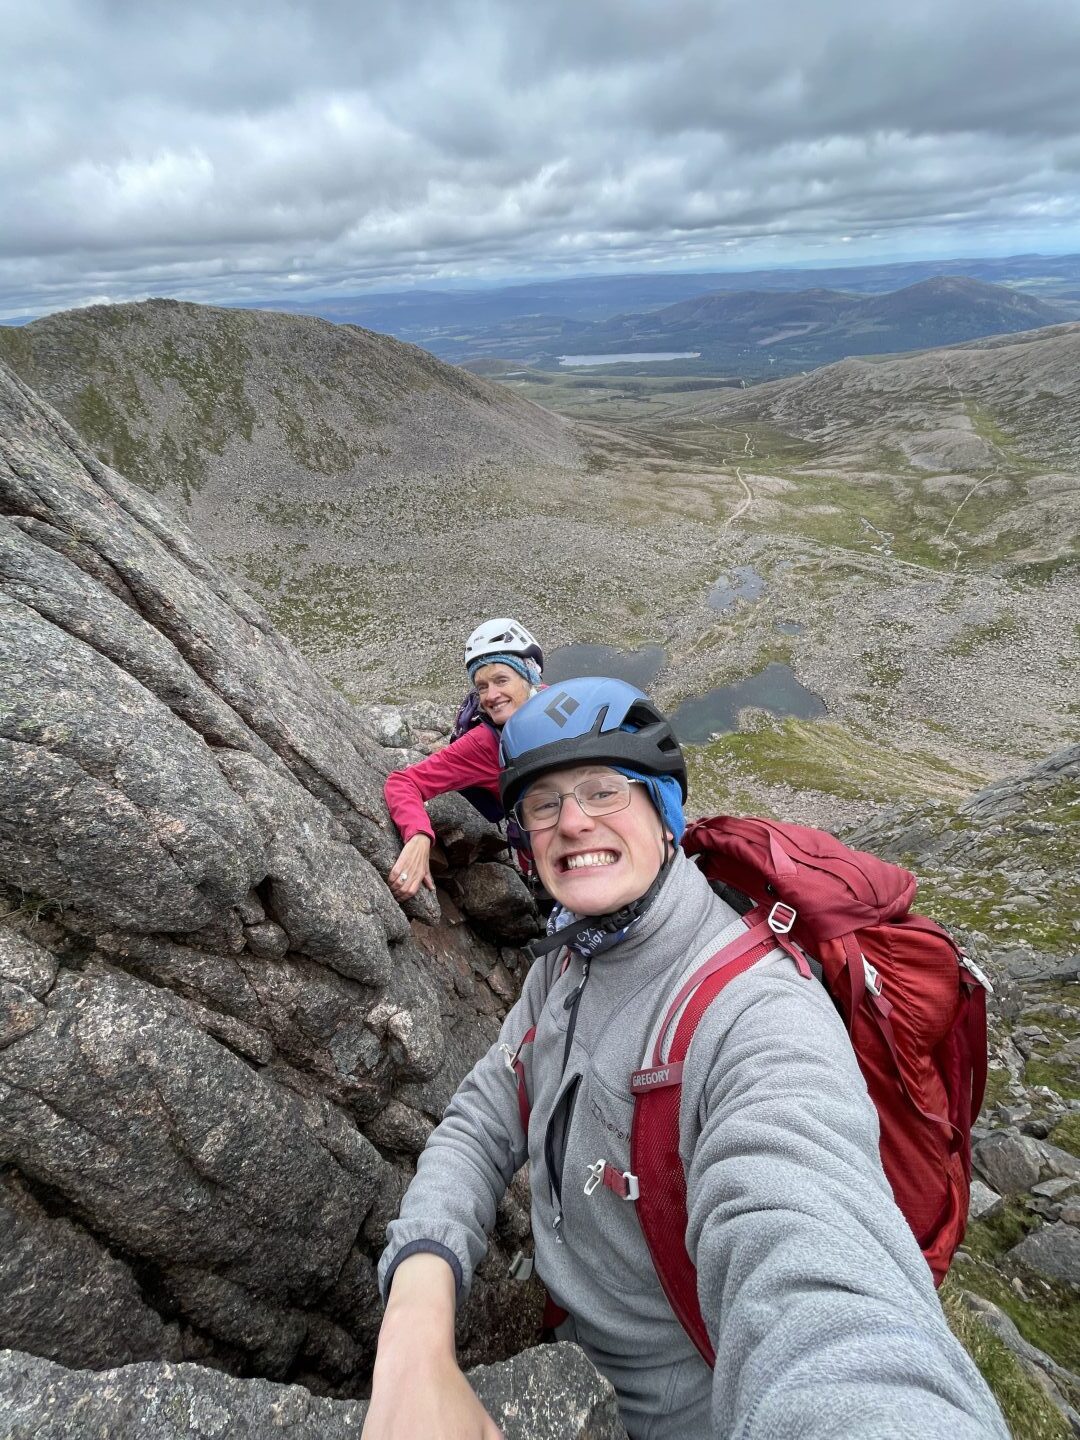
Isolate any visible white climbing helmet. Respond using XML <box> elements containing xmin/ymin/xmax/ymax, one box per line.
<box><xmin>463</xmin><ymin>618</ymin><xmax>544</xmax><ymax>672</ymax></box>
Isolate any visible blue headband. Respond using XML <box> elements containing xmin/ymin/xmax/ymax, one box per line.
<box><xmin>613</xmin><ymin>765</ymin><xmax>685</xmax><ymax>844</ymax></box>
<box><xmin>468</xmin><ymin>653</ymin><xmax>541</xmax><ymax>685</ymax></box>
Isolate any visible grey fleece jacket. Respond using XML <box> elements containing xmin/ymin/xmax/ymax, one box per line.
<box><xmin>379</xmin><ymin>852</ymin><xmax>1007</xmax><ymax>1440</ymax></box>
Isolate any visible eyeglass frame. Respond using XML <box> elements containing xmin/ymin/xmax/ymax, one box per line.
<box><xmin>512</xmin><ymin>775</ymin><xmax>646</xmax><ymax>832</ymax></box>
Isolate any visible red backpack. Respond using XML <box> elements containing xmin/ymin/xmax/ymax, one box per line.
<box><xmin>631</xmin><ymin>816</ymin><xmax>991</xmax><ymax>1364</ymax></box>
<box><xmin>513</xmin><ymin>816</ymin><xmax>991</xmax><ymax>1365</ymax></box>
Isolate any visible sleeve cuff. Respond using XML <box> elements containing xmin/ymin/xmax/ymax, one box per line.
<box><xmin>381</xmin><ymin>1240</ymin><xmax>464</xmax><ymax>1304</ymax></box>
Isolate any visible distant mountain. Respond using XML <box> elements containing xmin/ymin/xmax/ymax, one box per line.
<box><xmin>524</xmin><ymin>276</ymin><xmax>1071</xmax><ymax>375</ymax></box>
<box><xmin>0</xmin><ymin>299</ymin><xmax>581</xmax><ymax>690</ymax></box>
<box><xmin>239</xmin><ymin>252</ymin><xmax>1080</xmax><ymax>355</ymax></box>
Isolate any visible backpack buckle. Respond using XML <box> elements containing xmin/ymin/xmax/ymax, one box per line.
<box><xmin>767</xmin><ymin>901</ymin><xmax>797</xmax><ymax>934</ymax></box>
<box><xmin>584</xmin><ymin>1159</ymin><xmax>640</xmax><ymax>1201</ymax></box>
<box><xmin>499</xmin><ymin>1042</ymin><xmax>516</xmax><ymax>1072</ymax></box>
<box><xmin>863</xmin><ymin>957</ymin><xmax>882</xmax><ymax>997</ymax></box>
<box><xmin>620</xmin><ymin>1171</ymin><xmax>641</xmax><ymax>1202</ymax></box>
<box><xmin>959</xmin><ymin>953</ymin><xmax>995</xmax><ymax>995</ymax></box>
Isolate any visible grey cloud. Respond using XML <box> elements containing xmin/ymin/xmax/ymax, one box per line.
<box><xmin>3</xmin><ymin>0</ymin><xmax>1080</xmax><ymax>318</ymax></box>
<box><xmin>590</xmin><ymin>2</ymin><xmax>1080</xmax><ymax>147</ymax></box>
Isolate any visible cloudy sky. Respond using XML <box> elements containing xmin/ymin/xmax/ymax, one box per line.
<box><xmin>4</xmin><ymin>0</ymin><xmax>1080</xmax><ymax>320</ymax></box>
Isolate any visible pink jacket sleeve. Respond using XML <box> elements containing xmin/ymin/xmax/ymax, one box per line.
<box><xmin>384</xmin><ymin>725</ymin><xmax>503</xmax><ymax>844</ymax></box>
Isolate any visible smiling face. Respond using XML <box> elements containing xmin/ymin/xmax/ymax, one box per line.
<box><xmin>528</xmin><ymin>764</ymin><xmax>670</xmax><ymax>915</ymax></box>
<box><xmin>472</xmin><ymin>663</ymin><xmax>532</xmax><ymax>726</ymax></box>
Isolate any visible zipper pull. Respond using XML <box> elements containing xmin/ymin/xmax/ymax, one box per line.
<box><xmin>563</xmin><ymin>958</ymin><xmax>591</xmax><ymax>1010</ymax></box>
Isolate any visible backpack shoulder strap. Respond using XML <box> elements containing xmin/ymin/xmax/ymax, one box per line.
<box><xmin>498</xmin><ymin>1026</ymin><xmax>536</xmax><ymax>1135</ymax></box>
<box><xmin>629</xmin><ymin>912</ymin><xmax>806</xmax><ymax>1366</ymax></box>
<box><xmin>501</xmin><ymin>952</ymin><xmax>573</xmax><ymax>1133</ymax></box>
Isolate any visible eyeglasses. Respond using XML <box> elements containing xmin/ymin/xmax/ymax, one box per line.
<box><xmin>514</xmin><ymin>776</ymin><xmax>643</xmax><ymax>831</ymax></box>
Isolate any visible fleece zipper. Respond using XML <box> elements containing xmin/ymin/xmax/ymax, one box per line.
<box><xmin>544</xmin><ymin>954</ymin><xmax>591</xmax><ymax>1238</ymax></box>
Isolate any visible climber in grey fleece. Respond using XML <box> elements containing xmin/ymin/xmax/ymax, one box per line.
<box><xmin>374</xmin><ymin>677</ymin><xmax>1005</xmax><ymax>1440</ymax></box>
<box><xmin>379</xmin><ymin>846</ymin><xmax>1006</xmax><ymax>1440</ymax></box>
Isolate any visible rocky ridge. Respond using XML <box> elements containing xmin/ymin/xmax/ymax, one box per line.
<box><xmin>0</xmin><ymin>357</ymin><xmax>561</xmax><ymax>1399</ymax></box>
<box><xmin>0</xmin><ymin>1344</ymin><xmax>628</xmax><ymax>1440</ymax></box>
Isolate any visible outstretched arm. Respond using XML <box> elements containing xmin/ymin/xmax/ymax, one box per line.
<box><xmin>363</xmin><ymin>1254</ymin><xmax>503</xmax><ymax>1440</ymax></box>
<box><xmin>682</xmin><ymin>959</ymin><xmax>1007</xmax><ymax>1440</ymax></box>
<box><xmin>384</xmin><ymin>726</ymin><xmax>502</xmax><ymax>844</ymax></box>
<box><xmin>378</xmin><ymin>944</ymin><xmax>550</xmax><ymax>1304</ymax></box>
<box><xmin>384</xmin><ymin>727</ymin><xmax>502</xmax><ymax>899</ymax></box>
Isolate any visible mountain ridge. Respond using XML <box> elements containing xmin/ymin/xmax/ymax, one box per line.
<box><xmin>1</xmin><ymin>297</ymin><xmax>1076</xmax><ymax>818</ymax></box>
<box><xmin>694</xmin><ymin>317</ymin><xmax>1080</xmax><ymax>471</ymax></box>
<box><xmin>0</xmin><ymin>297</ymin><xmax>577</xmax><ymax>501</ymax></box>
<box><xmin>526</xmin><ymin>276</ymin><xmax>1071</xmax><ymax>374</ymax></box>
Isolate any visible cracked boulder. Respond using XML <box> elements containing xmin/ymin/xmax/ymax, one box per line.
<box><xmin>973</xmin><ymin>1133</ymin><xmax>1044</xmax><ymax>1197</ymax></box>
<box><xmin>454</xmin><ymin>861</ymin><xmax>542</xmax><ymax>944</ymax></box>
<box><xmin>0</xmin><ymin>361</ymin><xmax>537</xmax><ymax>1390</ymax></box>
<box><xmin>0</xmin><ymin>1343</ymin><xmax>629</xmax><ymax>1439</ymax></box>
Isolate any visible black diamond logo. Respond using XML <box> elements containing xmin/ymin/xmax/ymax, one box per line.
<box><xmin>543</xmin><ymin>691</ymin><xmax>580</xmax><ymax>728</ymax></box>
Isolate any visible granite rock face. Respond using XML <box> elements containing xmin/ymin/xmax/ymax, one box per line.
<box><xmin>0</xmin><ymin>1345</ymin><xmax>629</xmax><ymax>1440</ymax></box>
<box><xmin>973</xmin><ymin>1133</ymin><xmax>1045</xmax><ymax>1197</ymax></box>
<box><xmin>0</xmin><ymin>362</ymin><xmax>540</xmax><ymax>1393</ymax></box>
<box><xmin>1008</xmin><ymin>1222</ymin><xmax>1080</xmax><ymax>1290</ymax></box>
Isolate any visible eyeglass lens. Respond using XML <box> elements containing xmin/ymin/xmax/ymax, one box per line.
<box><xmin>518</xmin><ymin>777</ymin><xmax>634</xmax><ymax>830</ymax></box>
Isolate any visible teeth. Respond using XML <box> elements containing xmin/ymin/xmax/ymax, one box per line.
<box><xmin>565</xmin><ymin>852</ymin><xmax>617</xmax><ymax>870</ymax></box>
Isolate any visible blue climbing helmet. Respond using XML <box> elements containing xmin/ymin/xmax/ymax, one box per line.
<box><xmin>499</xmin><ymin>677</ymin><xmax>687</xmax><ymax>818</ymax></box>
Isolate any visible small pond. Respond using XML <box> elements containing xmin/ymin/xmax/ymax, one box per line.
<box><xmin>557</xmin><ymin>352</ymin><xmax>701</xmax><ymax>367</ymax></box>
<box><xmin>775</xmin><ymin>619</ymin><xmax>805</xmax><ymax>635</ymax></box>
<box><xmin>544</xmin><ymin>643</ymin><xmax>666</xmax><ymax>691</ymax></box>
<box><xmin>542</xmin><ymin>648</ymin><xmax>826</xmax><ymax>746</ymax></box>
<box><xmin>670</xmin><ymin>663</ymin><xmax>827</xmax><ymax>744</ymax></box>
<box><xmin>708</xmin><ymin>565</ymin><xmax>766</xmax><ymax>614</ymax></box>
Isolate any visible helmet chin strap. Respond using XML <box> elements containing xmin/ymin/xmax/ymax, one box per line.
<box><xmin>526</xmin><ymin>826</ymin><xmax>674</xmax><ymax>1074</ymax></box>
<box><xmin>526</xmin><ymin>840</ymin><xmax>674</xmax><ymax>963</ymax></box>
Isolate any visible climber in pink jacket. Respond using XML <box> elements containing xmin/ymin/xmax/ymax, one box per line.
<box><xmin>385</xmin><ymin>619</ymin><xmax>544</xmax><ymax>902</ymax></box>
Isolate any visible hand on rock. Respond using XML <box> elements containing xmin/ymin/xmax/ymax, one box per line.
<box><xmin>388</xmin><ymin>833</ymin><xmax>435</xmax><ymax>902</ymax></box>
<box><xmin>363</xmin><ymin>1254</ymin><xmax>503</xmax><ymax>1440</ymax></box>
<box><xmin>362</xmin><ymin>1350</ymin><xmax>504</xmax><ymax>1440</ymax></box>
